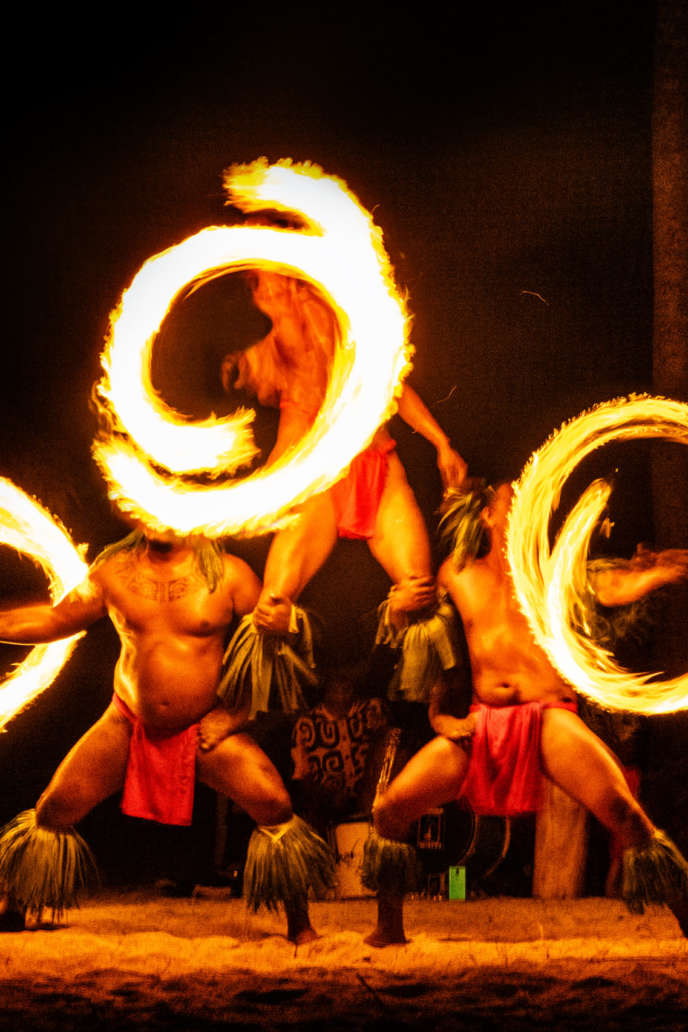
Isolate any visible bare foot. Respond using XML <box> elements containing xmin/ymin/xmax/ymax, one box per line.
<box><xmin>198</xmin><ymin>707</ymin><xmax>236</xmax><ymax>752</ymax></box>
<box><xmin>23</xmin><ymin>908</ymin><xmax>45</xmax><ymax>930</ymax></box>
<box><xmin>364</xmin><ymin>927</ymin><xmax>408</xmax><ymax>948</ymax></box>
<box><xmin>363</xmin><ymin>893</ymin><xmax>407</xmax><ymax>947</ymax></box>
<box><xmin>289</xmin><ymin>924</ymin><xmax>320</xmax><ymax>946</ymax></box>
<box><xmin>286</xmin><ymin>901</ymin><xmax>319</xmax><ymax>945</ymax></box>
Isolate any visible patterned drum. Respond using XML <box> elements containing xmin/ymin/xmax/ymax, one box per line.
<box><xmin>331</xmin><ymin>817</ymin><xmax>375</xmax><ymax>899</ymax></box>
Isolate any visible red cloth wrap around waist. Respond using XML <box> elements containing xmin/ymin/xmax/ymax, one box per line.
<box><xmin>113</xmin><ymin>693</ymin><xmax>198</xmax><ymax>826</ymax></box>
<box><xmin>331</xmin><ymin>437</ymin><xmax>396</xmax><ymax>540</ymax></box>
<box><xmin>460</xmin><ymin>699</ymin><xmax>578</xmax><ymax>817</ymax></box>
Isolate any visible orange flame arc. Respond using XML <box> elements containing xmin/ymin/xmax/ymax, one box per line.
<box><xmin>94</xmin><ymin>159</ymin><xmax>412</xmax><ymax>538</ymax></box>
<box><xmin>508</xmin><ymin>395</ymin><xmax>688</xmax><ymax>714</ymax></box>
<box><xmin>0</xmin><ymin>478</ymin><xmax>88</xmax><ymax>730</ymax></box>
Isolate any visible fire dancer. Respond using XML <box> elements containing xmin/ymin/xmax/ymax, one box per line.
<box><xmin>220</xmin><ymin>270</ymin><xmax>467</xmax><ymax>717</ymax></box>
<box><xmin>0</xmin><ymin>527</ymin><xmax>333</xmax><ymax>940</ymax></box>
<box><xmin>362</xmin><ymin>481</ymin><xmax>688</xmax><ymax>945</ymax></box>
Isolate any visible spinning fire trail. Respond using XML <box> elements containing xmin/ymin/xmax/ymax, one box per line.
<box><xmin>508</xmin><ymin>395</ymin><xmax>688</xmax><ymax>715</ymax></box>
<box><xmin>0</xmin><ymin>479</ymin><xmax>88</xmax><ymax>730</ymax></box>
<box><xmin>1</xmin><ymin>164</ymin><xmax>686</xmax><ymax>727</ymax></box>
<box><xmin>0</xmin><ymin>159</ymin><xmax>412</xmax><ymax>727</ymax></box>
<box><xmin>92</xmin><ymin>159</ymin><xmax>412</xmax><ymax>538</ymax></box>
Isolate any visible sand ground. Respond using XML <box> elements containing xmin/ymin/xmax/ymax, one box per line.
<box><xmin>1</xmin><ymin>889</ymin><xmax>687</xmax><ymax>1030</ymax></box>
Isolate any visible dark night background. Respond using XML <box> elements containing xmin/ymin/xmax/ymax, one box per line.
<box><xmin>1</xmin><ymin>2</ymin><xmax>682</xmax><ymax>883</ymax></box>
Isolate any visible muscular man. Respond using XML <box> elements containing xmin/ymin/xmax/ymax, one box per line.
<box><xmin>221</xmin><ymin>270</ymin><xmax>466</xmax><ymax>716</ymax></box>
<box><xmin>362</xmin><ymin>481</ymin><xmax>688</xmax><ymax>945</ymax></box>
<box><xmin>0</xmin><ymin>528</ymin><xmax>333</xmax><ymax>941</ymax></box>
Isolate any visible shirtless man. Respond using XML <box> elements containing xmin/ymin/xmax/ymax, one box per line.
<box><xmin>0</xmin><ymin>528</ymin><xmax>332</xmax><ymax>941</ymax></box>
<box><xmin>362</xmin><ymin>481</ymin><xmax>688</xmax><ymax>945</ymax></box>
<box><xmin>221</xmin><ymin>270</ymin><xmax>466</xmax><ymax>715</ymax></box>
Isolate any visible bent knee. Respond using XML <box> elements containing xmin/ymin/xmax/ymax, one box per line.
<box><xmin>255</xmin><ymin>791</ymin><xmax>293</xmax><ymax>827</ymax></box>
<box><xmin>35</xmin><ymin>787</ymin><xmax>86</xmax><ymax>831</ymax></box>
<box><xmin>606</xmin><ymin>792</ymin><xmax>648</xmax><ymax>836</ymax></box>
<box><xmin>253</xmin><ymin>771</ymin><xmax>293</xmax><ymax>826</ymax></box>
<box><xmin>372</xmin><ymin>790</ymin><xmax>407</xmax><ymax>841</ymax></box>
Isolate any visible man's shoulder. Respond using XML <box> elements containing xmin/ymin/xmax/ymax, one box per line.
<box><xmin>218</xmin><ymin>551</ymin><xmax>259</xmax><ymax>589</ymax></box>
<box><xmin>440</xmin><ymin>554</ymin><xmax>494</xmax><ymax>604</ymax></box>
<box><xmin>83</xmin><ymin>559</ymin><xmax>122</xmax><ymax>606</ymax></box>
<box><xmin>439</xmin><ymin>554</ymin><xmax>478</xmax><ymax>588</ymax></box>
<box><xmin>91</xmin><ymin>547</ymin><xmax>134</xmax><ymax>580</ymax></box>
<box><xmin>438</xmin><ymin>556</ymin><xmax>458</xmax><ymax>586</ymax></box>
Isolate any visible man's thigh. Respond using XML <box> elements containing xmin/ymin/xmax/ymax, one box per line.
<box><xmin>197</xmin><ymin>732</ymin><xmax>292</xmax><ymax>826</ymax></box>
<box><xmin>381</xmin><ymin>736</ymin><xmax>469</xmax><ymax>825</ymax></box>
<box><xmin>37</xmin><ymin>701</ymin><xmax>132</xmax><ymax>827</ymax></box>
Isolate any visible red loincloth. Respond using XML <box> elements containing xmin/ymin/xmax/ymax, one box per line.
<box><xmin>460</xmin><ymin>700</ymin><xmax>577</xmax><ymax>817</ymax></box>
<box><xmin>331</xmin><ymin>437</ymin><xmax>397</xmax><ymax>540</ymax></box>
<box><xmin>113</xmin><ymin>694</ymin><xmax>198</xmax><ymax>826</ymax></box>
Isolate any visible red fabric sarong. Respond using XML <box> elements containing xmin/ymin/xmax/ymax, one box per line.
<box><xmin>460</xmin><ymin>700</ymin><xmax>577</xmax><ymax>817</ymax></box>
<box><xmin>331</xmin><ymin>437</ymin><xmax>396</xmax><ymax>540</ymax></box>
<box><xmin>113</xmin><ymin>694</ymin><xmax>198</xmax><ymax>826</ymax></box>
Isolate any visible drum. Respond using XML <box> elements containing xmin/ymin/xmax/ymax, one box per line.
<box><xmin>347</xmin><ymin>725</ymin><xmax>513</xmax><ymax>896</ymax></box>
<box><xmin>331</xmin><ymin>817</ymin><xmax>375</xmax><ymax>899</ymax></box>
<box><xmin>460</xmin><ymin>812</ymin><xmax>512</xmax><ymax>882</ymax></box>
<box><xmin>415</xmin><ymin>801</ymin><xmax>512</xmax><ymax>887</ymax></box>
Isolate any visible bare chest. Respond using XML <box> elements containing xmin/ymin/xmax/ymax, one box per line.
<box><xmin>104</xmin><ymin>560</ymin><xmax>230</xmax><ymax>637</ymax></box>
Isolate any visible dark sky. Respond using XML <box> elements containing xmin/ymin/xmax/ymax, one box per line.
<box><xmin>0</xmin><ymin>2</ymin><xmax>662</xmax><ymax>816</ymax></box>
<box><xmin>4</xmin><ymin>2</ymin><xmax>656</xmax><ymax>529</ymax></box>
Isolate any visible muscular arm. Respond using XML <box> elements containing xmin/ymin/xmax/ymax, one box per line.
<box><xmin>0</xmin><ymin>575</ymin><xmax>106</xmax><ymax>644</ymax></box>
<box><xmin>396</xmin><ymin>385</ymin><xmax>466</xmax><ymax>489</ymax></box>
<box><xmin>200</xmin><ymin>557</ymin><xmax>261</xmax><ymax>750</ymax></box>
<box><xmin>591</xmin><ymin>549</ymin><xmax>688</xmax><ymax>607</ymax></box>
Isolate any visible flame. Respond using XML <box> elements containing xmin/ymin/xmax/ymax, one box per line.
<box><xmin>94</xmin><ymin>159</ymin><xmax>412</xmax><ymax>537</ymax></box>
<box><xmin>0</xmin><ymin>478</ymin><xmax>89</xmax><ymax>730</ymax></box>
<box><xmin>508</xmin><ymin>395</ymin><xmax>688</xmax><ymax>714</ymax></box>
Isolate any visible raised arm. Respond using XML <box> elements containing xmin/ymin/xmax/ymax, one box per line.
<box><xmin>591</xmin><ymin>548</ymin><xmax>688</xmax><ymax>608</ymax></box>
<box><xmin>396</xmin><ymin>385</ymin><xmax>466</xmax><ymax>489</ymax></box>
<box><xmin>0</xmin><ymin>575</ymin><xmax>106</xmax><ymax>645</ymax></box>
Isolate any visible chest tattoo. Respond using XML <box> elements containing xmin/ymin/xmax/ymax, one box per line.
<box><xmin>125</xmin><ymin>571</ymin><xmax>196</xmax><ymax>603</ymax></box>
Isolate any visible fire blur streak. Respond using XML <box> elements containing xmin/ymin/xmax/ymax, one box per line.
<box><xmin>0</xmin><ymin>479</ymin><xmax>88</xmax><ymax>730</ymax></box>
<box><xmin>508</xmin><ymin>395</ymin><xmax>688</xmax><ymax>714</ymax></box>
<box><xmin>94</xmin><ymin>159</ymin><xmax>411</xmax><ymax>537</ymax></box>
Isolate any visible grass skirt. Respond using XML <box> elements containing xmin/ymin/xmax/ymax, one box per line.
<box><xmin>622</xmin><ymin>829</ymin><xmax>688</xmax><ymax>914</ymax></box>
<box><xmin>243</xmin><ymin>815</ymin><xmax>335</xmax><ymax>912</ymax></box>
<box><xmin>0</xmin><ymin>809</ymin><xmax>97</xmax><ymax>919</ymax></box>
<box><xmin>360</xmin><ymin>828</ymin><xmax>420</xmax><ymax>895</ymax></box>
<box><xmin>217</xmin><ymin>609</ymin><xmax>318</xmax><ymax>717</ymax></box>
<box><xmin>375</xmin><ymin>594</ymin><xmax>461</xmax><ymax>703</ymax></box>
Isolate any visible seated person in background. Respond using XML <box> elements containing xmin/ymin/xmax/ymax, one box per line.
<box><xmin>290</xmin><ymin>662</ymin><xmax>388</xmax><ymax>838</ymax></box>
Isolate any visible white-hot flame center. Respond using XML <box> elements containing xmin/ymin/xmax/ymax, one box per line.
<box><xmin>94</xmin><ymin>159</ymin><xmax>411</xmax><ymax>537</ymax></box>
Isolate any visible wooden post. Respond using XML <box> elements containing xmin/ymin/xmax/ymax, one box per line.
<box><xmin>533</xmin><ymin>777</ymin><xmax>588</xmax><ymax>899</ymax></box>
<box><xmin>647</xmin><ymin>0</ymin><xmax>688</xmax><ymax>853</ymax></box>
